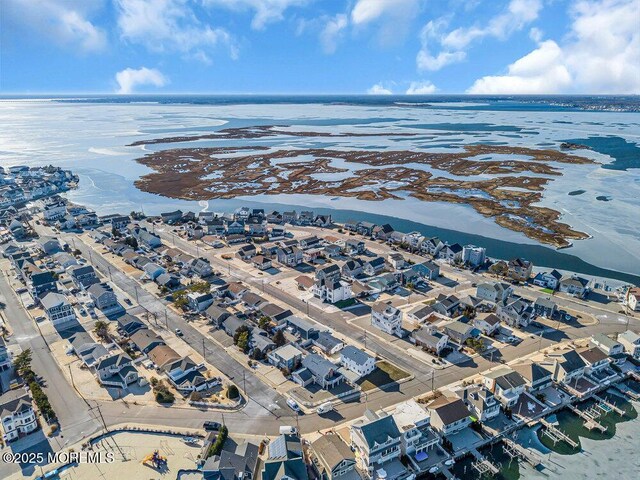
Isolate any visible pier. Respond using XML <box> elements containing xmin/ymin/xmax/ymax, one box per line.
<box><xmin>502</xmin><ymin>438</ymin><xmax>543</xmax><ymax>467</ymax></box>
<box><xmin>567</xmin><ymin>404</ymin><xmax>607</xmax><ymax>432</ymax></box>
<box><xmin>592</xmin><ymin>394</ymin><xmax>625</xmax><ymax>416</ymax></box>
<box><xmin>470</xmin><ymin>447</ymin><xmax>500</xmax><ymax>476</ymax></box>
<box><xmin>539</xmin><ymin>418</ymin><xmax>579</xmax><ymax>448</ymax></box>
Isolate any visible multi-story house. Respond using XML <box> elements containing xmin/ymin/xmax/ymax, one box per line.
<box><xmin>313</xmin><ymin>278</ymin><xmax>352</xmax><ymax>303</ymax></box>
<box><xmin>40</xmin><ymin>292</ymin><xmax>76</xmax><ymax>327</ymax></box>
<box><xmin>68</xmin><ymin>265</ymin><xmax>98</xmax><ymax>289</ymax></box>
<box><xmin>473</xmin><ymin>313</ymin><xmax>501</xmax><ymax>336</ymax></box>
<box><xmin>626</xmin><ymin>287</ymin><xmax>640</xmax><ymax>311</ymax></box>
<box><xmin>443</xmin><ymin>319</ymin><xmax>476</xmax><ymax>345</ymax></box>
<box><xmin>438</xmin><ymin>243</ymin><xmax>463</xmax><ymax>263</ymax></box>
<box><xmin>476</xmin><ymin>282</ymin><xmax>513</xmax><ymax>304</ymax></box>
<box><xmin>276</xmin><ymin>246</ymin><xmax>303</xmax><ymax>267</ymax></box>
<box><xmin>340</xmin><ymin>345</ymin><xmax>376</xmax><ymax>379</ymax></box>
<box><xmin>482</xmin><ymin>367</ymin><xmax>527</xmax><ymax>407</ymax></box>
<box><xmin>456</xmin><ymin>385</ymin><xmax>500</xmax><ymax>422</ymax></box>
<box><xmin>533</xmin><ymin>297</ymin><xmax>557</xmax><ymax>318</ymax></box>
<box><xmin>428</xmin><ymin>396</ymin><xmax>471</xmax><ymax>436</ymax></box>
<box><xmin>508</xmin><ymin>258</ymin><xmax>533</xmax><ymax>282</ymax></box>
<box><xmin>496</xmin><ymin>296</ymin><xmax>535</xmax><ymax>328</ymax></box>
<box><xmin>590</xmin><ymin>333</ymin><xmax>625</xmax><ymax>363</ymax></box>
<box><xmin>88</xmin><ymin>283</ymin><xmax>119</xmax><ymax>311</ymax></box>
<box><xmin>293</xmin><ymin>354</ymin><xmax>343</xmax><ymax>390</ymax></box>
<box><xmin>363</xmin><ymin>257</ymin><xmax>386</xmax><ymax>276</ymax></box>
<box><xmin>544</xmin><ymin>349</ymin><xmax>586</xmax><ymax>384</ymax></box>
<box><xmin>95</xmin><ymin>353</ymin><xmax>138</xmax><ymax>390</ymax></box>
<box><xmin>511</xmin><ymin>361</ymin><xmax>553</xmax><ymax>392</ymax></box>
<box><xmin>618</xmin><ymin>330</ymin><xmax>640</xmax><ymax>359</ymax></box>
<box><xmin>532</xmin><ymin>269</ymin><xmax>563</xmax><ymax>290</ymax></box>
<box><xmin>0</xmin><ymin>390</ymin><xmax>38</xmax><ymax>442</ymax></box>
<box><xmin>392</xmin><ymin>400</ymin><xmax>439</xmax><ymax>459</ymax></box>
<box><xmin>315</xmin><ymin>263</ymin><xmax>341</xmax><ymax>283</ymax></box>
<box><xmin>350</xmin><ymin>410</ymin><xmax>404</xmax><ymax>479</ymax></box>
<box><xmin>411</xmin><ymin>260</ymin><xmax>440</xmax><ymax>281</ymax></box>
<box><xmin>311</xmin><ymin>434</ymin><xmax>356</xmax><ymax>480</ymax></box>
<box><xmin>371</xmin><ymin>302</ymin><xmax>402</xmax><ymax>337</ymax></box>
<box><xmin>462</xmin><ymin>245</ymin><xmax>486</xmax><ymax>267</ymax></box>
<box><xmin>558</xmin><ymin>275</ymin><xmax>590</xmax><ymax>298</ymax></box>
<box><xmin>341</xmin><ymin>258</ymin><xmax>364</xmax><ymax>279</ymax></box>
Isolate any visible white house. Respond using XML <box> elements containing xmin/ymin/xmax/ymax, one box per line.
<box><xmin>313</xmin><ymin>278</ymin><xmax>352</xmax><ymax>303</ymax></box>
<box><xmin>371</xmin><ymin>301</ymin><xmax>402</xmax><ymax>337</ymax></box>
<box><xmin>0</xmin><ymin>390</ymin><xmax>38</xmax><ymax>442</ymax></box>
<box><xmin>618</xmin><ymin>330</ymin><xmax>640</xmax><ymax>359</ymax></box>
<box><xmin>473</xmin><ymin>313</ymin><xmax>501</xmax><ymax>335</ymax></box>
<box><xmin>40</xmin><ymin>292</ymin><xmax>76</xmax><ymax>327</ymax></box>
<box><xmin>340</xmin><ymin>345</ymin><xmax>376</xmax><ymax>379</ymax></box>
<box><xmin>482</xmin><ymin>367</ymin><xmax>526</xmax><ymax>407</ymax></box>
<box><xmin>428</xmin><ymin>396</ymin><xmax>471</xmax><ymax>436</ymax></box>
<box><xmin>625</xmin><ymin>287</ymin><xmax>640</xmax><ymax>311</ymax></box>
<box><xmin>462</xmin><ymin>245</ymin><xmax>486</xmax><ymax>267</ymax></box>
<box><xmin>558</xmin><ymin>275</ymin><xmax>590</xmax><ymax>298</ymax></box>
<box><xmin>476</xmin><ymin>282</ymin><xmax>513</xmax><ymax>304</ymax></box>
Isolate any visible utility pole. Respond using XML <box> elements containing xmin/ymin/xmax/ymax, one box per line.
<box><xmin>431</xmin><ymin>369</ymin><xmax>435</xmax><ymax>392</ymax></box>
<box><xmin>243</xmin><ymin>371</ymin><xmax>247</xmax><ymax>397</ymax></box>
<box><xmin>202</xmin><ymin>338</ymin><xmax>206</xmax><ymax>362</ymax></box>
<box><xmin>164</xmin><ymin>310</ymin><xmax>168</xmax><ymax>329</ymax></box>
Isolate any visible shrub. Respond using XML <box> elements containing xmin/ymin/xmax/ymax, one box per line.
<box><xmin>206</xmin><ymin>426</ymin><xmax>228</xmax><ymax>458</ymax></box>
<box><xmin>227</xmin><ymin>385</ymin><xmax>240</xmax><ymax>399</ymax></box>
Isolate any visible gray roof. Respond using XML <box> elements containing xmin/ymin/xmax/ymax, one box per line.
<box><xmin>314</xmin><ymin>331</ymin><xmax>343</xmax><ymax>351</ymax></box>
<box><xmin>341</xmin><ymin>345</ymin><xmax>374</xmax><ymax>366</ymax></box>
<box><xmin>0</xmin><ymin>390</ymin><xmax>33</xmax><ymax>418</ymax></box>
<box><xmin>429</xmin><ymin>397</ymin><xmax>471</xmax><ymax>425</ymax></box>
<box><xmin>268</xmin><ymin>434</ymin><xmax>302</xmax><ymax>461</ymax></box>
<box><xmin>311</xmin><ymin>434</ymin><xmax>354</xmax><ymax>472</ymax></box>
<box><xmin>355</xmin><ymin>411</ymin><xmax>401</xmax><ymax>449</ymax></box>
<box><xmin>301</xmin><ymin>354</ymin><xmax>338</xmax><ymax>380</ymax></box>
<box><xmin>40</xmin><ymin>292</ymin><xmax>69</xmax><ymax>310</ymax></box>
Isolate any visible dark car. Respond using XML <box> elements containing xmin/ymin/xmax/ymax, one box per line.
<box><xmin>203</xmin><ymin>421</ymin><xmax>221</xmax><ymax>432</ymax></box>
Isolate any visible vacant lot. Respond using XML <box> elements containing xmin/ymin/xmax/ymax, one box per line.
<box><xmin>357</xmin><ymin>361</ymin><xmax>411</xmax><ymax>392</ymax></box>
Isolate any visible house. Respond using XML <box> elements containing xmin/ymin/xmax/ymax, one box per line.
<box><xmin>261</xmin><ymin>303</ymin><xmax>292</xmax><ymax>323</ymax></box>
<box><xmin>438</xmin><ymin>243</ymin><xmax>463</xmax><ymax>263</ymax></box>
<box><xmin>299</xmin><ymin>235</ymin><xmax>321</xmax><ymax>250</ymax></box>
<box><xmin>340</xmin><ymin>345</ymin><xmax>376</xmax><ymax>379</ymax></box>
<box><xmin>40</xmin><ymin>292</ymin><xmax>76</xmax><ymax>327</ymax></box>
<box><xmin>190</xmin><ymin>257</ymin><xmax>213</xmax><ymax>277</ymax></box>
<box><xmin>363</xmin><ymin>257</ymin><xmax>386</xmax><ymax>276</ymax></box>
<box><xmin>508</xmin><ymin>258</ymin><xmax>533</xmax><ymax>282</ymax></box>
<box><xmin>87</xmin><ymin>283</ymin><xmax>119</xmax><ymax>311</ymax></box>
<box><xmin>576</xmin><ymin>346</ymin><xmax>610</xmax><ymax>374</ymax></box>
<box><xmin>282</xmin><ymin>210</ymin><xmax>298</xmax><ymax>224</ymax></box>
<box><xmin>428</xmin><ymin>396</ymin><xmax>471</xmax><ymax>435</ymax></box>
<box><xmin>276</xmin><ymin>246</ymin><xmax>303</xmax><ymax>267</ymax></box>
<box><xmin>30</xmin><ymin>271</ymin><xmax>58</xmax><ymax>298</ymax></box>
<box><xmin>286</xmin><ymin>316</ymin><xmax>319</xmax><ymax>340</ymax></box>
<box><xmin>371</xmin><ymin>302</ymin><xmax>402</xmax><ymax>337</ymax></box>
<box><xmin>250</xmin><ymin>330</ymin><xmax>276</xmax><ymax>357</ymax></box>
<box><xmin>323</xmin><ymin>244</ymin><xmax>342</xmax><ymax>258</ymax></box>
<box><xmin>558</xmin><ymin>275</ymin><xmax>590</xmax><ymax>298</ymax></box>
<box><xmin>160</xmin><ymin>210</ymin><xmax>183</xmax><ymax>224</ymax></box>
<box><xmin>220</xmin><ymin>316</ymin><xmax>247</xmax><ymax>338</ymax></box>
<box><xmin>54</xmin><ymin>252</ymin><xmax>78</xmax><ymax>269</ymax></box>
<box><xmin>344</xmin><ymin>239</ymin><xmax>365</xmax><ymax>255</ymax></box>
<box><xmin>476</xmin><ymin>282</ymin><xmax>513</xmax><ymax>304</ymax></box>
<box><xmin>457</xmin><ymin>385</ymin><xmax>500</xmax><ymax>422</ymax></box>
<box><xmin>545</xmin><ymin>349</ymin><xmax>586</xmax><ymax>383</ymax></box>
<box><xmin>473</xmin><ymin>313</ymin><xmax>501</xmax><ymax>336</ymax></box>
<box><xmin>266</xmin><ymin>345</ymin><xmax>303</xmax><ymax>373</ymax></box>
<box><xmin>225</xmin><ymin>220</ymin><xmax>245</xmax><ymax>236</ymax></box>
<box><xmin>356</xmin><ymin>221</ymin><xmax>376</xmax><ymax>237</ymax></box>
<box><xmin>148</xmin><ymin>345</ymin><xmax>182</xmax><ymax>370</ymax></box>
<box><xmin>618</xmin><ymin>330</ymin><xmax>640</xmax><ymax>359</ymax></box>
<box><xmin>391</xmin><ymin>400</ymin><xmax>439</xmax><ymax>460</ymax></box>
<box><xmin>293</xmin><ymin>354</ymin><xmax>343</xmax><ymax>389</ymax></box>
<box><xmin>532</xmin><ymin>269</ymin><xmax>563</xmax><ymax>290</ymax></box>
<box><xmin>95</xmin><ymin>353</ymin><xmax>138</xmax><ymax>389</ymax></box>
<box><xmin>131</xmin><ymin>227</ymin><xmax>162</xmax><ymax>248</ymax></box>
<box><xmin>626</xmin><ymin>287</ymin><xmax>640</xmax><ymax>311</ymax></box>
<box><xmin>129</xmin><ymin>328</ymin><xmax>165</xmax><ymax>355</ymax></box>
<box><xmin>350</xmin><ymin>410</ymin><xmax>403</xmax><ymax>479</ymax></box>
<box><xmin>269</xmin><ymin>225</ymin><xmax>287</xmax><ymax>240</ymax></box>
<box><xmin>187</xmin><ymin>292</ymin><xmax>214</xmax><ymax>312</ymax></box>
<box><xmin>68</xmin><ymin>265</ymin><xmax>99</xmax><ymax>289</ymax></box>
<box><xmin>242</xmin><ymin>292</ymin><xmax>266</xmax><ymax>311</ymax></box>
<box><xmin>443</xmin><ymin>320</ymin><xmax>476</xmax><ymax>345</ymax></box>
<box><xmin>165</xmin><ymin>357</ymin><xmax>213</xmax><ymax>394</ymax></box>
<box><xmin>142</xmin><ymin>262</ymin><xmax>165</xmax><ymax>280</ymax></box>
<box><xmin>205</xmin><ymin>304</ymin><xmax>231</xmax><ymax>326</ymax></box>
<box><xmin>341</xmin><ymin>258</ymin><xmax>364</xmax><ymax>279</ymax></box>
<box><xmin>406</xmin><ymin>305</ymin><xmax>436</xmax><ymax>324</ymax></box>
<box><xmin>511</xmin><ymin>361</ymin><xmax>553</xmax><ymax>392</ymax></box>
<box><xmin>482</xmin><ymin>367</ymin><xmax>527</xmax><ymax>407</ymax></box>
<box><xmin>201</xmin><ymin>438</ymin><xmax>260</xmax><ymax>480</ymax></box>
<box><xmin>0</xmin><ymin>337</ymin><xmax>11</xmax><ymax>371</ymax></box>
<box><xmin>420</xmin><ymin>237</ymin><xmax>443</xmax><ymax>256</ymax></box>
<box><xmin>295</xmin><ymin>275</ymin><xmax>315</xmax><ymax>291</ymax></box>
<box><xmin>262</xmin><ymin>434</ymin><xmax>307</xmax><ymax>480</ymax></box>
<box><xmin>387</xmin><ymin>253</ymin><xmax>405</xmax><ymax>270</ymax></box>
<box><xmin>496</xmin><ymin>296</ymin><xmax>535</xmax><ymax>328</ymax></box>
<box><xmin>316</xmin><ymin>263</ymin><xmax>341</xmax><ymax>282</ymax></box>
<box><xmin>313</xmin><ymin>278</ymin><xmax>352</xmax><ymax>303</ymax></box>
<box><xmin>311</xmin><ymin>434</ymin><xmax>356</xmax><ymax>480</ymax></box>
<box><xmin>411</xmin><ymin>261</ymin><xmax>439</xmax><ymax>281</ymax></box>
<box><xmin>236</xmin><ymin>244</ymin><xmax>257</xmax><ymax>260</ymax></box>
<box><xmin>0</xmin><ymin>390</ymin><xmax>37</xmax><ymax>442</ymax></box>
<box><xmin>117</xmin><ymin>314</ymin><xmax>146</xmax><ymax>336</ymax></box>
<box><xmin>372</xmin><ymin>223</ymin><xmax>394</xmax><ymax>240</ymax></box>
<box><xmin>155</xmin><ymin>272</ymin><xmax>181</xmax><ymax>290</ymax></box>
<box><xmin>590</xmin><ymin>333</ymin><xmax>625</xmax><ymax>363</ymax></box>
<box><xmin>432</xmin><ymin>294</ymin><xmax>461</xmax><ymax>318</ymax></box>
<box><xmin>462</xmin><ymin>245</ymin><xmax>486</xmax><ymax>267</ymax></box>
<box><xmin>534</xmin><ymin>297</ymin><xmax>557</xmax><ymax>318</ymax></box>
<box><xmin>36</xmin><ymin>236</ymin><xmax>63</xmax><ymax>255</ymax></box>
<box><xmin>413</xmin><ymin>329</ymin><xmax>448</xmax><ymax>355</ymax></box>
<box><xmin>251</xmin><ymin>255</ymin><xmax>272</xmax><ymax>270</ymax></box>
<box><xmin>388</xmin><ymin>231</ymin><xmax>406</xmax><ymax>245</ymax></box>
<box><xmin>313</xmin><ymin>331</ymin><xmax>344</xmax><ymax>355</ymax></box>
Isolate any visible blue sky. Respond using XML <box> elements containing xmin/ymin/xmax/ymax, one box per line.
<box><xmin>2</xmin><ymin>0</ymin><xmax>639</xmax><ymax>94</ymax></box>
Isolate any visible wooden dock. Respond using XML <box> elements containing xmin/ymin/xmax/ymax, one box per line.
<box><xmin>539</xmin><ymin>418</ymin><xmax>579</xmax><ymax>448</ymax></box>
<box><xmin>502</xmin><ymin>438</ymin><xmax>543</xmax><ymax>467</ymax></box>
<box><xmin>567</xmin><ymin>404</ymin><xmax>607</xmax><ymax>432</ymax></box>
<box><xmin>592</xmin><ymin>394</ymin><xmax>625</xmax><ymax>416</ymax></box>
<box><xmin>470</xmin><ymin>447</ymin><xmax>500</xmax><ymax>476</ymax></box>
<box><xmin>613</xmin><ymin>383</ymin><xmax>639</xmax><ymax>401</ymax></box>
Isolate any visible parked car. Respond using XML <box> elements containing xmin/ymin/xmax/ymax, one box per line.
<box><xmin>175</xmin><ymin>328</ymin><xmax>184</xmax><ymax>337</ymax></box>
<box><xmin>203</xmin><ymin>421</ymin><xmax>221</xmax><ymax>432</ymax></box>
<box><xmin>124</xmin><ymin>298</ymin><xmax>132</xmax><ymax>306</ymax></box>
<box><xmin>286</xmin><ymin>399</ymin><xmax>300</xmax><ymax>412</ymax></box>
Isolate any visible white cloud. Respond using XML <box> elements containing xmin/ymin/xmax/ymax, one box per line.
<box><xmin>5</xmin><ymin>0</ymin><xmax>106</xmax><ymax>53</ymax></box>
<box><xmin>468</xmin><ymin>0</ymin><xmax>640</xmax><ymax>94</ymax></box>
<box><xmin>367</xmin><ymin>83</ymin><xmax>393</xmax><ymax>94</ymax></box>
<box><xmin>204</xmin><ymin>0</ymin><xmax>309</xmax><ymax>30</ymax></box>
<box><xmin>319</xmin><ymin>14</ymin><xmax>348</xmax><ymax>54</ymax></box>
<box><xmin>116</xmin><ymin>0</ymin><xmax>237</xmax><ymax>62</ymax></box>
<box><xmin>529</xmin><ymin>27</ymin><xmax>543</xmax><ymax>42</ymax></box>
<box><xmin>115</xmin><ymin>67</ymin><xmax>168</xmax><ymax>94</ymax></box>
<box><xmin>406</xmin><ymin>81</ymin><xmax>437</xmax><ymax>94</ymax></box>
<box><xmin>417</xmin><ymin>0</ymin><xmax>542</xmax><ymax>71</ymax></box>
<box><xmin>351</xmin><ymin>0</ymin><xmax>420</xmax><ymax>25</ymax></box>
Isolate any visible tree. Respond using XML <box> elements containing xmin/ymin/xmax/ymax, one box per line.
<box><xmin>227</xmin><ymin>385</ymin><xmax>240</xmax><ymax>399</ymax></box>
<box><xmin>94</xmin><ymin>320</ymin><xmax>110</xmax><ymax>342</ymax></box>
<box><xmin>489</xmin><ymin>261</ymin><xmax>508</xmax><ymax>277</ymax></box>
<box><xmin>124</xmin><ymin>236</ymin><xmax>138</xmax><ymax>249</ymax></box>
<box><xmin>272</xmin><ymin>329</ymin><xmax>286</xmax><ymax>347</ymax></box>
<box><xmin>13</xmin><ymin>349</ymin><xmax>32</xmax><ymax>377</ymax></box>
<box><xmin>236</xmin><ymin>331</ymin><xmax>250</xmax><ymax>353</ymax></box>
<box><xmin>465</xmin><ymin>337</ymin><xmax>486</xmax><ymax>353</ymax></box>
<box><xmin>258</xmin><ymin>316</ymin><xmax>270</xmax><ymax>330</ymax></box>
<box><xmin>233</xmin><ymin>325</ymin><xmax>251</xmax><ymax>345</ymax></box>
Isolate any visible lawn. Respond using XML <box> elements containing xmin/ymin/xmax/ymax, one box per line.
<box><xmin>357</xmin><ymin>361</ymin><xmax>411</xmax><ymax>392</ymax></box>
<box><xmin>333</xmin><ymin>298</ymin><xmax>357</xmax><ymax>309</ymax></box>
<box><xmin>540</xmin><ymin>288</ymin><xmax>554</xmax><ymax>294</ymax></box>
